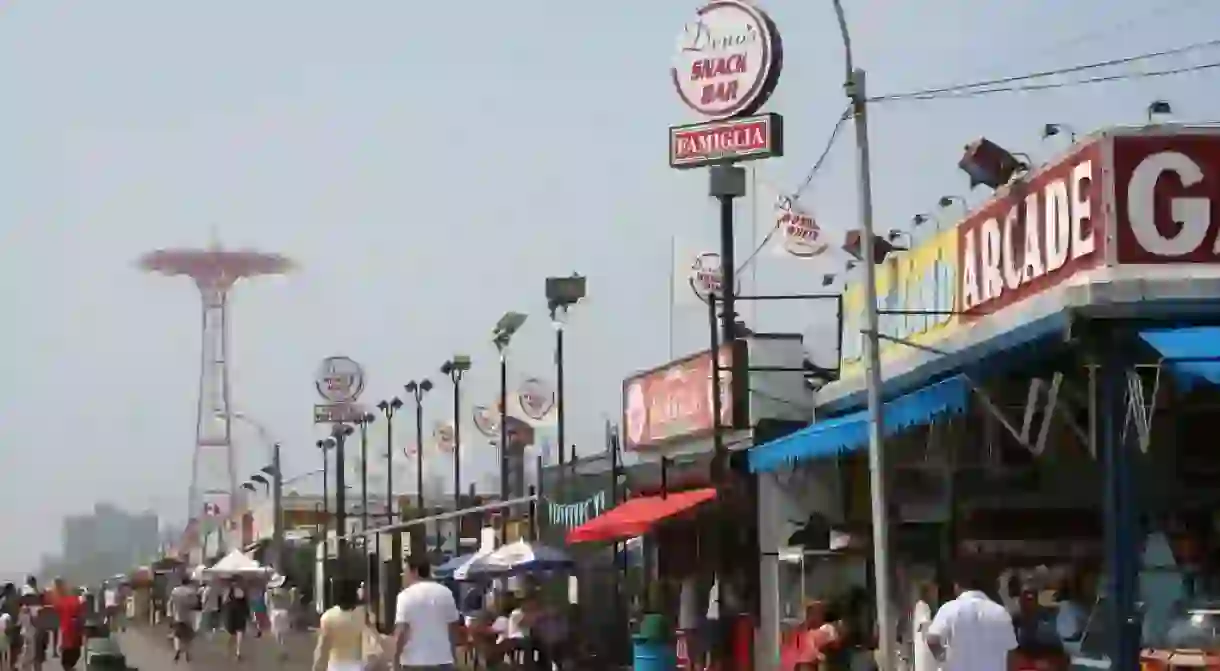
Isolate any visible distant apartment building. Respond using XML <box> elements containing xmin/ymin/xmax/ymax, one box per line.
<box><xmin>61</xmin><ymin>503</ymin><xmax>159</xmax><ymax>568</ymax></box>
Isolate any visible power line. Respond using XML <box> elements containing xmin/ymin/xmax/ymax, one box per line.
<box><xmin>794</xmin><ymin>105</ymin><xmax>852</xmax><ymax>197</ymax></box>
<box><xmin>735</xmin><ymin>106</ymin><xmax>850</xmax><ymax>275</ymax></box>
<box><xmin>870</xmin><ymin>37</ymin><xmax>1220</xmax><ymax>102</ymax></box>
<box><xmin>875</xmin><ymin>60</ymin><xmax>1220</xmax><ymax>102</ymax></box>
<box><xmin>952</xmin><ymin>0</ymin><xmax>1208</xmax><ymax>82</ymax></box>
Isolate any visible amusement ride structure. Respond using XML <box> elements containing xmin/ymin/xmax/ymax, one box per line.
<box><xmin>138</xmin><ymin>241</ymin><xmax>293</xmax><ymax>542</ymax></box>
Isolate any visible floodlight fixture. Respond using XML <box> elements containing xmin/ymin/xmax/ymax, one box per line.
<box><xmin>958</xmin><ymin>138</ymin><xmax>1025</xmax><ymax>190</ymax></box>
<box><xmin>492</xmin><ymin>311</ymin><xmax>528</xmax><ymax>350</ymax></box>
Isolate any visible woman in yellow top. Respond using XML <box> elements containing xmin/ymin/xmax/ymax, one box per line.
<box><xmin>313</xmin><ymin>580</ymin><xmax>367</xmax><ymax>671</ymax></box>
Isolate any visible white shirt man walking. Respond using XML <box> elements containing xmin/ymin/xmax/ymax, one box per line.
<box><xmin>393</xmin><ymin>558</ymin><xmax>460</xmax><ymax>671</ymax></box>
<box><xmin>926</xmin><ymin>567</ymin><xmax>1018</xmax><ymax>671</ymax></box>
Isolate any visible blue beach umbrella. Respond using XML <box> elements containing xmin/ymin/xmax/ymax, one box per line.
<box><xmin>463</xmin><ymin>540</ymin><xmax>574</xmax><ymax>578</ymax></box>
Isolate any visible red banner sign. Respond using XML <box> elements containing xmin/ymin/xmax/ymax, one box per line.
<box><xmin>669</xmin><ymin>113</ymin><xmax>784</xmax><ymax>169</ymax></box>
<box><xmin>622</xmin><ymin>344</ymin><xmax>746</xmax><ymax>451</ymax></box>
<box><xmin>957</xmin><ymin>142</ymin><xmax>1105</xmax><ymax>320</ymax></box>
<box><xmin>1112</xmin><ymin>133</ymin><xmax>1220</xmax><ymax>264</ymax></box>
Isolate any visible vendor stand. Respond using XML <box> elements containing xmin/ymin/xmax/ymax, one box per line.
<box><xmin>749</xmin><ymin>125</ymin><xmax>1220</xmax><ymax>671</ymax></box>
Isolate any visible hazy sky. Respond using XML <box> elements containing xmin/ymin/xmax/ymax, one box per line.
<box><xmin>0</xmin><ymin>0</ymin><xmax>1215</xmax><ymax>572</ymax></box>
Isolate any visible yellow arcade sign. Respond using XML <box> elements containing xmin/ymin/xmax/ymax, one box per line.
<box><xmin>839</xmin><ymin>228</ymin><xmax>960</xmax><ymax>381</ymax></box>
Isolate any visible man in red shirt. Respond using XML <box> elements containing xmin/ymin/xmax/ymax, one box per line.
<box><xmin>49</xmin><ymin>580</ymin><xmax>83</xmax><ymax>671</ymax></box>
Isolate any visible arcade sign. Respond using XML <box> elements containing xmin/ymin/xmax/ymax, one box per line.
<box><xmin>672</xmin><ymin>0</ymin><xmax>783</xmax><ymax>120</ymax></box>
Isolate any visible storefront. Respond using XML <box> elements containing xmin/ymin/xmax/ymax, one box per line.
<box><xmin>749</xmin><ymin>126</ymin><xmax>1220</xmax><ymax>671</ymax></box>
<box><xmin>557</xmin><ymin>335</ymin><xmax>812</xmax><ymax>668</ymax></box>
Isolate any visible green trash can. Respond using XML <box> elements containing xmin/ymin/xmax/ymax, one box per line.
<box><xmin>84</xmin><ymin>636</ymin><xmax>127</xmax><ymax>671</ymax></box>
<box><xmin>633</xmin><ymin>613</ymin><xmax>676</xmax><ymax>671</ymax></box>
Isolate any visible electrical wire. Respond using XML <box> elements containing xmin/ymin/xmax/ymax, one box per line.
<box><xmin>875</xmin><ymin>60</ymin><xmax>1220</xmax><ymax>102</ymax></box>
<box><xmin>870</xmin><ymin>37</ymin><xmax>1220</xmax><ymax>102</ymax></box>
<box><xmin>951</xmin><ymin>0</ymin><xmax>1208</xmax><ymax>82</ymax></box>
<box><xmin>734</xmin><ymin>106</ymin><xmax>851</xmax><ymax>275</ymax></box>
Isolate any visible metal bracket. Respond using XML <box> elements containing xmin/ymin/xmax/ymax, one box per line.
<box><xmin>867</xmin><ymin>330</ymin><xmax>1090</xmax><ymax>456</ymax></box>
<box><xmin>1123</xmin><ymin>362</ymin><xmax>1162</xmax><ymax>454</ymax></box>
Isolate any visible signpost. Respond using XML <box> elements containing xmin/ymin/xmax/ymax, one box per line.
<box><xmin>313</xmin><ymin>356</ymin><xmax>364</xmax><ymax>611</ymax></box>
<box><xmin>315</xmin><ymin>355</ymin><xmax>367</xmax><ymax>423</ymax></box>
<box><xmin>313</xmin><ymin>403</ymin><xmax>368</xmax><ymax>424</ymax></box>
<box><xmin>667</xmin><ymin>3</ymin><xmax>784</xmax><ymax>666</ymax></box>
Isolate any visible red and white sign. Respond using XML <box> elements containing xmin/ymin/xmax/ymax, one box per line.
<box><xmin>622</xmin><ymin>345</ymin><xmax>743</xmax><ymax>451</ymax></box>
<box><xmin>957</xmin><ymin>142</ymin><xmax>1105</xmax><ymax>319</ymax></box>
<box><xmin>516</xmin><ymin>377</ymin><xmax>556</xmax><ymax>421</ymax></box>
<box><xmin>1112</xmin><ymin>134</ymin><xmax>1220</xmax><ymax>264</ymax></box>
<box><xmin>670</xmin><ymin>113</ymin><xmax>784</xmax><ymax>169</ymax></box>
<box><xmin>687</xmin><ymin>252</ymin><xmax>723</xmax><ymax>303</ymax></box>
<box><xmin>776</xmin><ymin>196</ymin><xmax>829</xmax><ymax>258</ymax></box>
<box><xmin>672</xmin><ymin>0</ymin><xmax>783</xmax><ymax>120</ymax></box>
<box><xmin>433</xmin><ymin>421</ymin><xmax>456</xmax><ymax>453</ymax></box>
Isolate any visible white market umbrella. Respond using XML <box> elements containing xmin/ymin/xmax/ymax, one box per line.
<box><xmin>451</xmin><ymin>548</ymin><xmax>496</xmax><ymax>582</ymax></box>
<box><xmin>202</xmin><ymin>550</ymin><xmax>269</xmax><ymax>578</ymax></box>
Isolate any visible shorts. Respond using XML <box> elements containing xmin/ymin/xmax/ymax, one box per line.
<box><xmin>172</xmin><ymin>621</ymin><xmax>194</xmax><ymax>641</ymax></box>
<box><xmin>61</xmin><ymin>647</ymin><xmax>80</xmax><ymax>669</ymax></box>
<box><xmin>225</xmin><ymin>614</ymin><xmax>248</xmax><ymax>635</ymax></box>
<box><xmin>269</xmin><ymin>609</ymin><xmax>290</xmax><ymax>636</ymax></box>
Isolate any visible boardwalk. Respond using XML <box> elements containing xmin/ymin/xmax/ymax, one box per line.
<box><xmin>117</xmin><ymin>626</ymin><xmax>314</xmax><ymax>671</ymax></box>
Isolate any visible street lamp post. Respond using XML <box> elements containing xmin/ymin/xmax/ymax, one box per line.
<box><xmin>226</xmin><ymin>412</ymin><xmax>286</xmax><ymax>572</ymax></box>
<box><xmin>375</xmin><ymin>397</ymin><xmax>404</xmax><ymax>629</ymax></box>
<box><xmin>404</xmin><ymin>379</ymin><xmax>433</xmax><ymax>554</ymax></box>
<box><xmin>492</xmin><ymin>311</ymin><xmax>528</xmax><ymax>545</ymax></box>
<box><xmin>830</xmin><ymin>0</ymin><xmax>895</xmax><ymax>666</ymax></box>
<box><xmin>315</xmin><ymin>438</ymin><xmax>331</xmax><ymax>608</ymax></box>
<box><xmin>546</xmin><ymin>275</ymin><xmax>586</xmax><ymax>471</ymax></box>
<box><xmin>441</xmin><ymin>356</ymin><xmax>472</xmax><ymax>535</ymax></box>
<box><xmin>354</xmin><ymin>412</ymin><xmax>376</xmax><ymax>613</ymax></box>
<box><xmin>324</xmin><ymin>424</ymin><xmax>354</xmax><ymax>566</ymax></box>
<box><xmin>267</xmin><ymin>444</ymin><xmax>283</xmax><ymax>572</ymax></box>
<box><xmin>353</xmin><ymin>414</ymin><xmax>376</xmax><ymax>534</ymax></box>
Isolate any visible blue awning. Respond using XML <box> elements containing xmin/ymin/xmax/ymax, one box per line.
<box><xmin>1140</xmin><ymin>327</ymin><xmax>1220</xmax><ymax>389</ymax></box>
<box><xmin>749</xmin><ymin>375</ymin><xmax>971</xmax><ymax>473</ymax></box>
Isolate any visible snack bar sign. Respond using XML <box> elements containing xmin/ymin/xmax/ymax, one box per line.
<box><xmin>669</xmin><ymin>0</ymin><xmax>784</xmax><ymax>169</ymax></box>
<box><xmin>622</xmin><ymin>343</ymin><xmax>749</xmax><ymax>451</ymax></box>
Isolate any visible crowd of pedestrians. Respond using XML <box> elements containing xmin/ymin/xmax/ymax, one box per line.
<box><xmin>160</xmin><ymin>572</ymin><xmax>297</xmax><ymax>664</ymax></box>
<box><xmin>0</xmin><ymin>576</ymin><xmax>90</xmax><ymax>671</ymax></box>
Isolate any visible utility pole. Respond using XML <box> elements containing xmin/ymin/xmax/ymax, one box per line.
<box><xmin>832</xmin><ymin>0</ymin><xmax>895</xmax><ymax>665</ymax></box>
<box><xmin>270</xmin><ymin>442</ymin><xmax>284</xmax><ymax>573</ymax></box>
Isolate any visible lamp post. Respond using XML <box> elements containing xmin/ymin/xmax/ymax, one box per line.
<box><xmin>404</xmin><ymin>380</ymin><xmax>433</xmax><ymax>520</ymax></box>
<box><xmin>546</xmin><ymin>275</ymin><xmax>586</xmax><ymax>471</ymax></box>
<box><xmin>324</xmin><ymin>423</ymin><xmax>354</xmax><ymax>566</ymax></box>
<box><xmin>225</xmin><ymin>411</ymin><xmax>285</xmax><ymax>571</ymax></box>
<box><xmin>831</xmin><ymin>0</ymin><xmax>896</xmax><ymax>665</ymax></box>
<box><xmin>353</xmin><ymin>412</ymin><xmax>376</xmax><ymax>613</ymax></box>
<box><xmin>353</xmin><ymin>414</ymin><xmax>376</xmax><ymax>534</ymax></box>
<box><xmin>444</xmin><ymin>358</ymin><xmax>470</xmax><ymax>558</ymax></box>
<box><xmin>375</xmin><ymin>396</ymin><xmax>404</xmax><ymax>629</ymax></box>
<box><xmin>405</xmin><ymin>379</ymin><xmax>433</xmax><ymax>555</ymax></box>
<box><xmin>441</xmin><ymin>356</ymin><xmax>472</xmax><ymax>521</ymax></box>
<box><xmin>315</xmin><ymin>438</ymin><xmax>331</xmax><ymax>608</ymax></box>
<box><xmin>492</xmin><ymin>311</ymin><xmax>528</xmax><ymax>545</ymax></box>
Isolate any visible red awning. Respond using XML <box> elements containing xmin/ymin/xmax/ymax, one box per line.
<box><xmin>566</xmin><ymin>488</ymin><xmax>717</xmax><ymax>544</ymax></box>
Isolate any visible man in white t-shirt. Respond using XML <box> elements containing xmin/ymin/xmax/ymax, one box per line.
<box><xmin>927</xmin><ymin>568</ymin><xmax>1017</xmax><ymax>671</ymax></box>
<box><xmin>394</xmin><ymin>558</ymin><xmax>460</xmax><ymax>671</ymax></box>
